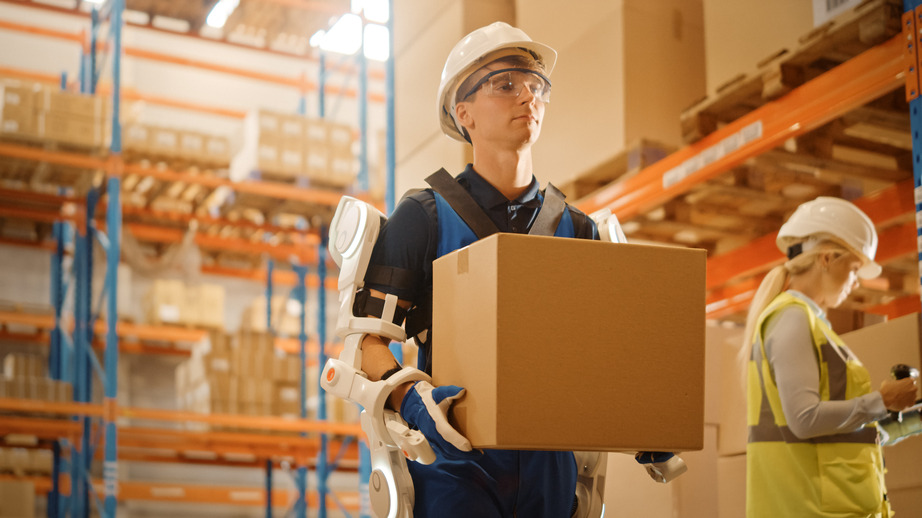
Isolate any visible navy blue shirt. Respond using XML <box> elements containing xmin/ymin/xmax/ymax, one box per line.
<box><xmin>365</xmin><ymin>164</ymin><xmax>599</xmax><ymax>306</ymax></box>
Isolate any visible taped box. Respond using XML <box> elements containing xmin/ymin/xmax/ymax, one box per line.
<box><xmin>432</xmin><ymin>233</ymin><xmax>706</xmax><ymax>452</ymax></box>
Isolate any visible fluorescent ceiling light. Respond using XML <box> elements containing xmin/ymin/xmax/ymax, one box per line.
<box><xmin>351</xmin><ymin>0</ymin><xmax>389</xmax><ymax>23</ymax></box>
<box><xmin>206</xmin><ymin>0</ymin><xmax>240</xmax><ymax>29</ymax></box>
<box><xmin>363</xmin><ymin>23</ymin><xmax>388</xmax><ymax>61</ymax></box>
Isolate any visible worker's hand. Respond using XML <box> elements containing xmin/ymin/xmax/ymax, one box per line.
<box><xmin>635</xmin><ymin>452</ymin><xmax>687</xmax><ymax>483</ymax></box>
<box><xmin>880</xmin><ymin>377</ymin><xmax>919</xmax><ymax>412</ymax></box>
<box><xmin>400</xmin><ymin>381</ymin><xmax>478</xmax><ymax>461</ymax></box>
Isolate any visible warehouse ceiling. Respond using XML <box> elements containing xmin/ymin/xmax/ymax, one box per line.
<box><xmin>17</xmin><ymin>0</ymin><xmax>354</xmax><ymax>55</ymax></box>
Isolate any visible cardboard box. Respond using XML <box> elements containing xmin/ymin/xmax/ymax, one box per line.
<box><xmin>432</xmin><ymin>233</ymin><xmax>706</xmax><ymax>451</ymax></box>
<box><xmin>36</xmin><ymin>89</ymin><xmax>104</xmax><ymax>119</ymax></box>
<box><xmin>888</xmin><ymin>485</ymin><xmax>922</xmax><ymax>515</ymax></box>
<box><xmin>717</xmin><ymin>454</ymin><xmax>747</xmax><ymax>517</ymax></box>
<box><xmin>0</xmin><ymin>479</ymin><xmax>34</xmax><ymax>517</ymax></box>
<box><xmin>149</xmin><ymin>126</ymin><xmax>179</xmax><ymax>157</ymax></box>
<box><xmin>143</xmin><ymin>279</ymin><xmax>185</xmax><ymax>325</ymax></box>
<box><xmin>841</xmin><ymin>313</ymin><xmax>922</xmax><ymax>490</ymax></box>
<box><xmin>0</xmin><ymin>84</ymin><xmax>38</xmax><ymax>138</ymax></box>
<box><xmin>36</xmin><ymin>112</ymin><xmax>105</xmax><ymax>148</ymax></box>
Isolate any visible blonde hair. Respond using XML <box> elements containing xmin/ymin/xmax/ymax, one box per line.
<box><xmin>737</xmin><ymin>239</ymin><xmax>850</xmax><ymax>387</ymax></box>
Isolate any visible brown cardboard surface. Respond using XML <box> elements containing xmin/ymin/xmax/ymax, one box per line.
<box><xmin>433</xmin><ymin>233</ymin><xmax>706</xmax><ymax>451</ymax></box>
<box><xmin>717</xmin><ymin>454</ymin><xmax>747</xmax><ymax>518</ymax></box>
<box><xmin>888</xmin><ymin>485</ymin><xmax>922</xmax><ymax>515</ymax></box>
<box><xmin>718</xmin><ymin>328</ymin><xmax>748</xmax><ymax>456</ymax></box>
<box><xmin>0</xmin><ymin>480</ymin><xmax>34</xmax><ymax>517</ymax></box>
<box><xmin>841</xmin><ymin>313</ymin><xmax>922</xmax><ymax>491</ymax></box>
<box><xmin>673</xmin><ymin>424</ymin><xmax>719</xmax><ymax>517</ymax></box>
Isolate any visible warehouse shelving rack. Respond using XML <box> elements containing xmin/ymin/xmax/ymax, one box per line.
<box><xmin>0</xmin><ymin>1</ymin><xmax>399</xmax><ymax>517</ymax></box>
<box><xmin>575</xmin><ymin>24</ymin><xmax>920</xmax><ymax>321</ymax></box>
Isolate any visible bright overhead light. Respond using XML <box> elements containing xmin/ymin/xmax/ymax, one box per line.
<box><xmin>363</xmin><ymin>23</ymin><xmax>389</xmax><ymax>61</ymax></box>
<box><xmin>351</xmin><ymin>0</ymin><xmax>389</xmax><ymax>23</ymax></box>
<box><xmin>310</xmin><ymin>16</ymin><xmax>390</xmax><ymax>62</ymax></box>
<box><xmin>309</xmin><ymin>30</ymin><xmax>326</xmax><ymax>48</ymax></box>
<box><xmin>317</xmin><ymin>13</ymin><xmax>362</xmax><ymax>56</ymax></box>
<box><xmin>206</xmin><ymin>0</ymin><xmax>240</xmax><ymax>29</ymax></box>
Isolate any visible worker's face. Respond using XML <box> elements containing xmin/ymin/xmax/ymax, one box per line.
<box><xmin>820</xmin><ymin>252</ymin><xmax>862</xmax><ymax>308</ymax></box>
<box><xmin>455</xmin><ymin>59</ymin><xmax>548</xmax><ymax>149</ymax></box>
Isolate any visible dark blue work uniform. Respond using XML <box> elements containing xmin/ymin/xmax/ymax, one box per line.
<box><xmin>365</xmin><ymin>165</ymin><xmax>598</xmax><ymax>518</ymax></box>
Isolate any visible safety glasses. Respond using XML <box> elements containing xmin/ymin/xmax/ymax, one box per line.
<box><xmin>461</xmin><ymin>68</ymin><xmax>552</xmax><ymax>103</ymax></box>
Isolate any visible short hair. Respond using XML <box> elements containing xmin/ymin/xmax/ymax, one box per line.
<box><xmin>454</xmin><ymin>51</ymin><xmax>546</xmax><ymax>105</ymax></box>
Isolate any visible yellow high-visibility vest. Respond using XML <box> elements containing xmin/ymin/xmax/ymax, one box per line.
<box><xmin>746</xmin><ymin>292</ymin><xmax>891</xmax><ymax>518</ymax></box>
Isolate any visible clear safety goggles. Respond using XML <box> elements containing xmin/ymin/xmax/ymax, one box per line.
<box><xmin>461</xmin><ymin>68</ymin><xmax>552</xmax><ymax>103</ymax></box>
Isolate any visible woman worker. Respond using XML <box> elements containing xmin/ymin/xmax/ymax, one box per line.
<box><xmin>743</xmin><ymin>196</ymin><xmax>921</xmax><ymax>518</ymax></box>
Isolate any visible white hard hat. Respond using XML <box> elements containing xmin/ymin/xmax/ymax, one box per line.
<box><xmin>437</xmin><ymin>21</ymin><xmax>557</xmax><ymax>142</ymax></box>
<box><xmin>776</xmin><ymin>196</ymin><xmax>881</xmax><ymax>279</ymax></box>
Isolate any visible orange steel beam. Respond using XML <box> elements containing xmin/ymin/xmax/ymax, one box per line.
<box><xmin>0</xmin><ymin>398</ymin><xmax>363</xmax><ymax>435</ymax></box>
<box><xmin>0</xmin><ymin>416</ymin><xmax>82</xmax><ymax>439</ymax></box>
<box><xmin>2</xmin><ymin>474</ymin><xmax>360</xmax><ymax>507</ymax></box>
<box><xmin>0</xmin><ymin>236</ymin><xmax>56</xmax><ymax>251</ymax></box>
<box><xmin>0</xmin><ymin>310</ymin><xmax>206</xmax><ymax>343</ymax></box>
<box><xmin>0</xmin><ymin>205</ymin><xmax>73</xmax><ymax>224</ymax></box>
<box><xmin>0</xmin><ymin>140</ymin><xmax>362</xmax><ymax>208</ymax></box>
<box><xmin>120</xmin><ymin>87</ymin><xmax>247</xmax><ymax>119</ymax></box>
<box><xmin>0</xmin><ymin>140</ymin><xmax>106</xmax><ymax>170</ymax></box>
<box><xmin>0</xmin><ymin>309</ymin><xmax>337</xmax><ymax>354</ymax></box>
<box><xmin>0</xmin><ymin>187</ymin><xmax>81</xmax><ymax>206</ymax></box>
<box><xmin>704</xmin><ymin>221</ymin><xmax>918</xmax><ymax>319</ymax></box>
<box><xmin>705</xmin><ymin>179</ymin><xmax>915</xmax><ymax>290</ymax></box>
<box><xmin>576</xmin><ymin>34</ymin><xmax>905</xmax><ymax>220</ymax></box>
<box><xmin>0</xmin><ymin>65</ymin><xmax>64</xmax><ymax>85</ymax></box>
<box><xmin>866</xmin><ymin>294</ymin><xmax>922</xmax><ymax>318</ymax></box>
<box><xmin>120</xmin><ymin>205</ymin><xmax>318</xmax><ymax>236</ymax></box>
<box><xmin>122</xmin><ymin>47</ymin><xmax>385</xmax><ymax>103</ymax></box>
<box><xmin>123</xmin><ymin>222</ymin><xmax>317</xmax><ymax>263</ymax></box>
<box><xmin>0</xmin><ymin>18</ymin><xmax>82</xmax><ymax>44</ymax></box>
<box><xmin>202</xmin><ymin>264</ymin><xmax>339</xmax><ymax>290</ymax></box>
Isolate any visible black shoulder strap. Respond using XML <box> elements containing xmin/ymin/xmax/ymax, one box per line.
<box><xmin>529</xmin><ymin>182</ymin><xmax>567</xmax><ymax>236</ymax></box>
<box><xmin>425</xmin><ymin>168</ymin><xmax>499</xmax><ymax>240</ymax></box>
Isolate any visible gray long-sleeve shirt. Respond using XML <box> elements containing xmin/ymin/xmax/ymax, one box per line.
<box><xmin>761</xmin><ymin>291</ymin><xmax>890</xmax><ymax>440</ymax></box>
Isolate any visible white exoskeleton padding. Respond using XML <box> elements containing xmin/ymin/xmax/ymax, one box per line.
<box><xmin>321</xmin><ymin>196</ymin><xmax>434</xmax><ymax>518</ymax></box>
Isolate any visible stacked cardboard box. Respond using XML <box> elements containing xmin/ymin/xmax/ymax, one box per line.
<box><xmin>0</xmin><ymin>81</ymin><xmax>43</xmax><ymax>141</ymax></box>
<box><xmin>0</xmin><ymin>447</ymin><xmax>52</xmax><ymax>476</ymax></box>
<box><xmin>35</xmin><ymin>89</ymin><xmax>108</xmax><ymax>149</ymax></box>
<box><xmin>0</xmin><ymin>479</ymin><xmax>34</xmax><ymax>517</ymax></box>
<box><xmin>0</xmin><ymin>82</ymin><xmax>110</xmax><ymax>149</ymax></box>
<box><xmin>324</xmin><ymin>122</ymin><xmax>357</xmax><ymax>187</ymax></box>
<box><xmin>230</xmin><ymin>109</ymin><xmax>357</xmax><ymax>186</ymax></box>
<box><xmin>0</xmin><ymin>353</ymin><xmax>74</xmax><ymax>415</ymax></box>
<box><xmin>122</xmin><ymin>123</ymin><xmax>231</xmax><ymax>166</ymax></box>
<box><xmin>175</xmin><ymin>331</ymin><xmax>309</xmax><ymax>431</ymax></box>
<box><xmin>142</xmin><ymin>279</ymin><xmax>225</xmax><ymax>328</ymax></box>
<box><xmin>240</xmin><ymin>294</ymin><xmax>302</xmax><ymax>337</ymax></box>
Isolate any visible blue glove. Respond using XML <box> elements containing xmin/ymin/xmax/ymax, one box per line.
<box><xmin>400</xmin><ymin>381</ymin><xmax>479</xmax><ymax>461</ymax></box>
<box><xmin>634</xmin><ymin>451</ymin><xmax>674</xmax><ymax>464</ymax></box>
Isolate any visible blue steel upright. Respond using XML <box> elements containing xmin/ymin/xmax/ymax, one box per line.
<box><xmin>292</xmin><ymin>264</ymin><xmax>310</xmax><ymax>518</ymax></box>
<box><xmin>317</xmin><ymin>230</ymin><xmax>329</xmax><ymax>518</ymax></box>
<box><xmin>102</xmin><ymin>1</ymin><xmax>125</xmax><ymax>516</ymax></box>
<box><xmin>904</xmin><ymin>0</ymin><xmax>922</xmax><ymax>308</ymax></box>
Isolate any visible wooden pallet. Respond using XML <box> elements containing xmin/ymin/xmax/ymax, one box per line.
<box><xmin>560</xmin><ymin>138</ymin><xmax>676</xmax><ymax>205</ymax></box>
<box><xmin>680</xmin><ymin>0</ymin><xmax>903</xmax><ymax>144</ymax></box>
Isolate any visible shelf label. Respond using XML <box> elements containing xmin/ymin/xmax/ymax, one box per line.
<box><xmin>663</xmin><ymin>120</ymin><xmax>763</xmax><ymax>189</ymax></box>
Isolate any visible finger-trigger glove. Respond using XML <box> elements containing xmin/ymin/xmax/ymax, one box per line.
<box><xmin>400</xmin><ymin>381</ymin><xmax>478</xmax><ymax>461</ymax></box>
<box><xmin>635</xmin><ymin>451</ymin><xmax>687</xmax><ymax>483</ymax></box>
